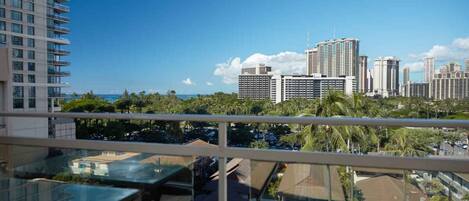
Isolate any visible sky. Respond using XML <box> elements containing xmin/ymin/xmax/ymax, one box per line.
<box><xmin>65</xmin><ymin>0</ymin><xmax>469</xmax><ymax>94</ymax></box>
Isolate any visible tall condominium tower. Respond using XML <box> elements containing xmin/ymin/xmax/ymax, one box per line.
<box><xmin>0</xmin><ymin>0</ymin><xmax>71</xmax><ymax>138</ymax></box>
<box><xmin>403</xmin><ymin>67</ymin><xmax>410</xmax><ymax>84</ymax></box>
<box><xmin>316</xmin><ymin>38</ymin><xmax>360</xmax><ymax>79</ymax></box>
<box><xmin>358</xmin><ymin>56</ymin><xmax>367</xmax><ymax>93</ymax></box>
<box><xmin>305</xmin><ymin>48</ymin><xmax>318</xmax><ymax>75</ymax></box>
<box><xmin>423</xmin><ymin>57</ymin><xmax>435</xmax><ymax>83</ymax></box>
<box><xmin>372</xmin><ymin>57</ymin><xmax>400</xmax><ymax>97</ymax></box>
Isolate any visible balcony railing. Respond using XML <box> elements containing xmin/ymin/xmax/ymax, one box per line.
<box><xmin>48</xmin><ymin>48</ymin><xmax>70</xmax><ymax>56</ymax></box>
<box><xmin>0</xmin><ymin>112</ymin><xmax>468</xmax><ymax>201</ymax></box>
<box><xmin>48</xmin><ymin>25</ymin><xmax>70</xmax><ymax>34</ymax></box>
<box><xmin>47</xmin><ymin>14</ymin><xmax>70</xmax><ymax>23</ymax></box>
<box><xmin>48</xmin><ymin>60</ymin><xmax>71</xmax><ymax>66</ymax></box>
<box><xmin>48</xmin><ymin>69</ymin><xmax>71</xmax><ymax>77</ymax></box>
<box><xmin>47</xmin><ymin>93</ymin><xmax>66</xmax><ymax>98</ymax></box>
<box><xmin>51</xmin><ymin>3</ymin><xmax>70</xmax><ymax>13</ymax></box>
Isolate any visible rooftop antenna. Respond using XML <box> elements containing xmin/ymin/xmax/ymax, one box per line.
<box><xmin>306</xmin><ymin>32</ymin><xmax>311</xmax><ymax>48</ymax></box>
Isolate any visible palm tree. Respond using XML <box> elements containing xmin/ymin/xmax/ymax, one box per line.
<box><xmin>385</xmin><ymin>128</ymin><xmax>430</xmax><ymax>157</ymax></box>
<box><xmin>302</xmin><ymin>91</ymin><xmax>352</xmax><ymax>152</ymax></box>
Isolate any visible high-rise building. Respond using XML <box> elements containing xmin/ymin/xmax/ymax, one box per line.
<box><xmin>315</xmin><ymin>38</ymin><xmax>360</xmax><ymax>80</ymax></box>
<box><xmin>366</xmin><ymin>69</ymin><xmax>373</xmax><ymax>93</ymax></box>
<box><xmin>270</xmin><ymin>74</ymin><xmax>356</xmax><ymax>104</ymax></box>
<box><xmin>431</xmin><ymin>62</ymin><xmax>469</xmax><ymax>100</ymax></box>
<box><xmin>0</xmin><ymin>0</ymin><xmax>72</xmax><ymax>138</ymax></box>
<box><xmin>305</xmin><ymin>48</ymin><xmax>318</xmax><ymax>75</ymax></box>
<box><xmin>403</xmin><ymin>67</ymin><xmax>410</xmax><ymax>84</ymax></box>
<box><xmin>371</xmin><ymin>57</ymin><xmax>400</xmax><ymax>97</ymax></box>
<box><xmin>358</xmin><ymin>56</ymin><xmax>368</xmax><ymax>93</ymax></box>
<box><xmin>238</xmin><ymin>64</ymin><xmax>272</xmax><ymax>100</ymax></box>
<box><xmin>424</xmin><ymin>57</ymin><xmax>435</xmax><ymax>83</ymax></box>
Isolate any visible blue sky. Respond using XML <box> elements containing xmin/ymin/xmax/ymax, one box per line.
<box><xmin>66</xmin><ymin>0</ymin><xmax>469</xmax><ymax>94</ymax></box>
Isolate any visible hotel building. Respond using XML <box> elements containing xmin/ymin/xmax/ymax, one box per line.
<box><xmin>238</xmin><ymin>64</ymin><xmax>273</xmax><ymax>100</ymax></box>
<box><xmin>431</xmin><ymin>62</ymin><xmax>469</xmax><ymax>100</ymax></box>
<box><xmin>270</xmin><ymin>74</ymin><xmax>355</xmax><ymax>104</ymax></box>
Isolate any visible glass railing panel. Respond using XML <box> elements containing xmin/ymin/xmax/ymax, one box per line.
<box><xmin>0</xmin><ymin>144</ymin><xmax>196</xmax><ymax>201</ymax></box>
<box><xmin>223</xmin><ymin>159</ymin><xmax>469</xmax><ymax>201</ymax></box>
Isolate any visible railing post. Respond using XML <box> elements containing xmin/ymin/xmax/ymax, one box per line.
<box><xmin>218</xmin><ymin>122</ymin><xmax>227</xmax><ymax>201</ymax></box>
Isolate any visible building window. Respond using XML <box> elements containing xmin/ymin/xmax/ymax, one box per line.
<box><xmin>12</xmin><ymin>48</ymin><xmax>23</xmax><ymax>58</ymax></box>
<box><xmin>25</xmin><ymin>2</ymin><xmax>34</xmax><ymax>11</ymax></box>
<box><xmin>0</xmin><ymin>34</ymin><xmax>5</xmax><ymax>44</ymax></box>
<box><xmin>11</xmin><ymin>23</ymin><xmax>23</xmax><ymax>33</ymax></box>
<box><xmin>29</xmin><ymin>86</ymin><xmax>36</xmax><ymax>97</ymax></box>
<box><xmin>13</xmin><ymin>74</ymin><xmax>23</xmax><ymax>82</ymax></box>
<box><xmin>13</xmin><ymin>61</ymin><xmax>23</xmax><ymax>70</ymax></box>
<box><xmin>28</xmin><ymin>87</ymin><xmax>36</xmax><ymax>109</ymax></box>
<box><xmin>10</xmin><ymin>0</ymin><xmax>22</xmax><ymax>9</ymax></box>
<box><xmin>27</xmin><ymin>38</ymin><xmax>34</xmax><ymax>47</ymax></box>
<box><xmin>11</xmin><ymin>35</ymin><xmax>23</xmax><ymax>46</ymax></box>
<box><xmin>13</xmin><ymin>86</ymin><xmax>24</xmax><ymax>97</ymax></box>
<box><xmin>28</xmin><ymin>62</ymin><xmax>35</xmax><ymax>71</ymax></box>
<box><xmin>0</xmin><ymin>8</ymin><xmax>5</xmax><ymax>18</ymax></box>
<box><xmin>27</xmin><ymin>50</ymin><xmax>34</xmax><ymax>59</ymax></box>
<box><xmin>13</xmin><ymin>98</ymin><xmax>24</xmax><ymax>109</ymax></box>
<box><xmin>28</xmin><ymin>74</ymin><xmax>35</xmax><ymax>83</ymax></box>
<box><xmin>28</xmin><ymin>98</ymin><xmax>35</xmax><ymax>108</ymax></box>
<box><xmin>11</xmin><ymin>10</ymin><xmax>22</xmax><ymax>21</ymax></box>
<box><xmin>27</xmin><ymin>26</ymin><xmax>34</xmax><ymax>35</ymax></box>
<box><xmin>0</xmin><ymin>21</ymin><xmax>5</xmax><ymax>31</ymax></box>
<box><xmin>27</xmin><ymin>14</ymin><xmax>34</xmax><ymax>23</ymax></box>
<box><xmin>0</xmin><ymin>0</ymin><xmax>4</xmax><ymax>5</ymax></box>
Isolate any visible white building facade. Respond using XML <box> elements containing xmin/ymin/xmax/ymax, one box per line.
<box><xmin>270</xmin><ymin>74</ymin><xmax>355</xmax><ymax>103</ymax></box>
<box><xmin>371</xmin><ymin>57</ymin><xmax>400</xmax><ymax>97</ymax></box>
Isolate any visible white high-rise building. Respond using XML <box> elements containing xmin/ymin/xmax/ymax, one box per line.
<box><xmin>371</xmin><ymin>57</ymin><xmax>400</xmax><ymax>97</ymax></box>
<box><xmin>424</xmin><ymin>57</ymin><xmax>435</xmax><ymax>83</ymax></box>
<box><xmin>306</xmin><ymin>38</ymin><xmax>360</xmax><ymax>80</ymax></box>
<box><xmin>238</xmin><ymin>64</ymin><xmax>273</xmax><ymax>100</ymax></box>
<box><xmin>366</xmin><ymin>69</ymin><xmax>373</xmax><ymax>93</ymax></box>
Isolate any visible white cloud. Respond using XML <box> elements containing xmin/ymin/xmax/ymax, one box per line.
<box><xmin>409</xmin><ymin>37</ymin><xmax>469</xmax><ymax>62</ymax></box>
<box><xmin>182</xmin><ymin>78</ymin><xmax>195</xmax><ymax>85</ymax></box>
<box><xmin>213</xmin><ymin>51</ymin><xmax>306</xmax><ymax>84</ymax></box>
<box><xmin>453</xmin><ymin>37</ymin><xmax>469</xmax><ymax>50</ymax></box>
<box><xmin>206</xmin><ymin>81</ymin><xmax>213</xmax><ymax>86</ymax></box>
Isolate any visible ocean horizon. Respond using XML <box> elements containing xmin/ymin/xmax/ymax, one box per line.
<box><xmin>64</xmin><ymin>94</ymin><xmax>203</xmax><ymax>103</ymax></box>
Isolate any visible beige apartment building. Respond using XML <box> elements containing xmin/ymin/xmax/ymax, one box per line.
<box><xmin>0</xmin><ymin>0</ymin><xmax>73</xmax><ymax>139</ymax></box>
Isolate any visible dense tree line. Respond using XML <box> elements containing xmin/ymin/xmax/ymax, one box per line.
<box><xmin>63</xmin><ymin>90</ymin><xmax>468</xmax><ymax>154</ymax></box>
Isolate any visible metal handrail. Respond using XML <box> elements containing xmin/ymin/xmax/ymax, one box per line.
<box><xmin>0</xmin><ymin>112</ymin><xmax>468</xmax><ymax>128</ymax></box>
<box><xmin>1</xmin><ymin>112</ymin><xmax>468</xmax><ymax>201</ymax></box>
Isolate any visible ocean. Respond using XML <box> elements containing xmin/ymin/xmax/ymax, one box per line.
<box><xmin>65</xmin><ymin>94</ymin><xmax>200</xmax><ymax>103</ymax></box>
